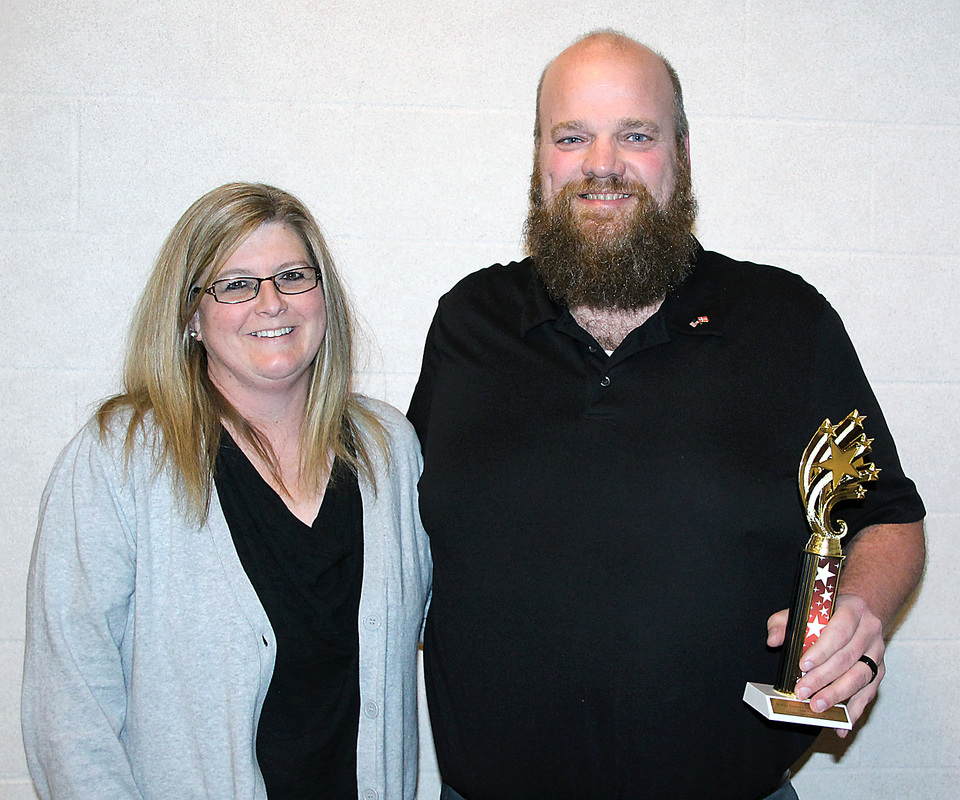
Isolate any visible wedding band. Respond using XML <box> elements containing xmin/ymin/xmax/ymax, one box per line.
<box><xmin>859</xmin><ymin>654</ymin><xmax>879</xmax><ymax>684</ymax></box>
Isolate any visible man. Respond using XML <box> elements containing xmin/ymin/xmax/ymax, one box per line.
<box><xmin>408</xmin><ymin>31</ymin><xmax>925</xmax><ymax>800</ymax></box>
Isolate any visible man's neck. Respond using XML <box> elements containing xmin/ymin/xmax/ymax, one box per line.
<box><xmin>570</xmin><ymin>299</ymin><xmax>664</xmax><ymax>352</ymax></box>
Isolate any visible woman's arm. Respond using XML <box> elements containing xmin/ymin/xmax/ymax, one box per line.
<box><xmin>21</xmin><ymin>426</ymin><xmax>145</xmax><ymax>799</ymax></box>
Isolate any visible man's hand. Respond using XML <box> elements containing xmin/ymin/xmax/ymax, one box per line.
<box><xmin>766</xmin><ymin>593</ymin><xmax>884</xmax><ymax>738</ymax></box>
<box><xmin>766</xmin><ymin>520</ymin><xmax>924</xmax><ymax>737</ymax></box>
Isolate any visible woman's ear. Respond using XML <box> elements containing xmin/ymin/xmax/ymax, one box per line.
<box><xmin>189</xmin><ymin>311</ymin><xmax>202</xmax><ymax>342</ymax></box>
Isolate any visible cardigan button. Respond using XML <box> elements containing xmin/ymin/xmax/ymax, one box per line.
<box><xmin>600</xmin><ymin>376</ymin><xmax>611</xmax><ymax>387</ymax></box>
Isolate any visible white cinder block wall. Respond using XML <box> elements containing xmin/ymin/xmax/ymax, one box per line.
<box><xmin>2</xmin><ymin>1</ymin><xmax>957</xmax><ymax>797</ymax></box>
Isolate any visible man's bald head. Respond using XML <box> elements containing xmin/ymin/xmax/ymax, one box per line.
<box><xmin>534</xmin><ymin>31</ymin><xmax>689</xmax><ymax>150</ymax></box>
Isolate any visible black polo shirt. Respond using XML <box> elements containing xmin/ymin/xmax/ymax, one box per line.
<box><xmin>408</xmin><ymin>247</ymin><xmax>924</xmax><ymax>800</ymax></box>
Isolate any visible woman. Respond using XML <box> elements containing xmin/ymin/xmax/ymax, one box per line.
<box><xmin>21</xmin><ymin>183</ymin><xmax>431</xmax><ymax>800</ymax></box>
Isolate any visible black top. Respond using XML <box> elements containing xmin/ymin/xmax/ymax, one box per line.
<box><xmin>215</xmin><ymin>430</ymin><xmax>363</xmax><ymax>800</ymax></box>
<box><xmin>408</xmin><ymin>247</ymin><xmax>925</xmax><ymax>800</ymax></box>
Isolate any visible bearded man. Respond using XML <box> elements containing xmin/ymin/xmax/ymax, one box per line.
<box><xmin>408</xmin><ymin>31</ymin><xmax>924</xmax><ymax>800</ymax></box>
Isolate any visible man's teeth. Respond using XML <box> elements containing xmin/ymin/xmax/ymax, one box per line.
<box><xmin>253</xmin><ymin>327</ymin><xmax>293</xmax><ymax>338</ymax></box>
<box><xmin>582</xmin><ymin>192</ymin><xmax>630</xmax><ymax>200</ymax></box>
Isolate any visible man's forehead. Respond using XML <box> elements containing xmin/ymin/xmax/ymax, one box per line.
<box><xmin>539</xmin><ymin>43</ymin><xmax>674</xmax><ymax>125</ymax></box>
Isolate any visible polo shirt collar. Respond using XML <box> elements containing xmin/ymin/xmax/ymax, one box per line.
<box><xmin>519</xmin><ymin>241</ymin><xmax>724</xmax><ymax>341</ymax></box>
<box><xmin>520</xmin><ymin>261</ymin><xmax>564</xmax><ymax>336</ymax></box>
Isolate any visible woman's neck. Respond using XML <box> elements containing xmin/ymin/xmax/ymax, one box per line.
<box><xmin>214</xmin><ymin>373</ymin><xmax>309</xmax><ymax>438</ymax></box>
<box><xmin>213</xmin><ymin>376</ymin><xmax>331</xmax><ymax>526</ymax></box>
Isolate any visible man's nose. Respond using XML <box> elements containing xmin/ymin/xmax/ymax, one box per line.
<box><xmin>583</xmin><ymin>137</ymin><xmax>625</xmax><ymax>179</ymax></box>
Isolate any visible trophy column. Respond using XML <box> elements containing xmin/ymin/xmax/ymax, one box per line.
<box><xmin>774</xmin><ymin>547</ymin><xmax>843</xmax><ymax>694</ymax></box>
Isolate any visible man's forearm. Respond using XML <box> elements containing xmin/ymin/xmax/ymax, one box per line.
<box><xmin>839</xmin><ymin>520</ymin><xmax>926</xmax><ymax>630</ymax></box>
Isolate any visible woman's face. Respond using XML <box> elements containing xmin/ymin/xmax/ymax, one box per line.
<box><xmin>192</xmin><ymin>222</ymin><xmax>327</xmax><ymax>403</ymax></box>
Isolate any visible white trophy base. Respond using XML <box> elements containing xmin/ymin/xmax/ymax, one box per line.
<box><xmin>743</xmin><ymin>682</ymin><xmax>852</xmax><ymax>730</ymax></box>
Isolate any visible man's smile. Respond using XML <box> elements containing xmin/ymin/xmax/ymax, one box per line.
<box><xmin>580</xmin><ymin>192</ymin><xmax>632</xmax><ymax>201</ymax></box>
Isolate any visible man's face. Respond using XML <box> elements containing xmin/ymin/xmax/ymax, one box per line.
<box><xmin>536</xmin><ymin>41</ymin><xmax>682</xmax><ymax>220</ymax></box>
<box><xmin>525</xmin><ymin>39</ymin><xmax>697</xmax><ymax>312</ymax></box>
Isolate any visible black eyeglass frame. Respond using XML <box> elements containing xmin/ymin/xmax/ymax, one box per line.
<box><xmin>199</xmin><ymin>266</ymin><xmax>322</xmax><ymax>304</ymax></box>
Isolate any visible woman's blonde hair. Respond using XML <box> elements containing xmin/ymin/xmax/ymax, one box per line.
<box><xmin>98</xmin><ymin>182</ymin><xmax>387</xmax><ymax>523</ymax></box>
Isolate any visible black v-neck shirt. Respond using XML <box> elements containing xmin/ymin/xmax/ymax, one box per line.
<box><xmin>215</xmin><ymin>429</ymin><xmax>362</xmax><ymax>800</ymax></box>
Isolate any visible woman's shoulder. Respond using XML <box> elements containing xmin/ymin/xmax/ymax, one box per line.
<box><xmin>49</xmin><ymin>406</ymin><xmax>171</xmax><ymax>498</ymax></box>
<box><xmin>41</xmin><ymin>412</ymin><xmax>143</xmax><ymax>511</ymax></box>
<box><xmin>51</xmin><ymin>412</ymin><xmax>128</xmax><ymax>473</ymax></box>
<box><xmin>354</xmin><ymin>396</ymin><xmax>417</xmax><ymax>443</ymax></box>
<box><xmin>91</xmin><ymin>405</ymin><xmax>162</xmax><ymax>460</ymax></box>
<box><xmin>351</xmin><ymin>396</ymin><xmax>422</xmax><ymax>485</ymax></box>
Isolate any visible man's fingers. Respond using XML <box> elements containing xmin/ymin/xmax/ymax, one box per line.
<box><xmin>797</xmin><ymin>595</ymin><xmax>882</xmax><ymax>677</ymax></box>
<box><xmin>766</xmin><ymin>609</ymin><xmax>789</xmax><ymax>647</ymax></box>
<box><xmin>821</xmin><ymin>655</ymin><xmax>886</xmax><ymax>737</ymax></box>
<box><xmin>788</xmin><ymin>593</ymin><xmax>886</xmax><ymax>734</ymax></box>
<box><xmin>802</xmin><ymin>652</ymin><xmax>883</xmax><ymax>710</ymax></box>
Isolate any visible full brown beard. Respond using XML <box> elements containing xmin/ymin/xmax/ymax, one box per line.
<box><xmin>524</xmin><ymin>155</ymin><xmax>698</xmax><ymax>310</ymax></box>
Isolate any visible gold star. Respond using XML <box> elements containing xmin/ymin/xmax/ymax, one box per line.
<box><xmin>819</xmin><ymin>437</ymin><xmax>862</xmax><ymax>492</ymax></box>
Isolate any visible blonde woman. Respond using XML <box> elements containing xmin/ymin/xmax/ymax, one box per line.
<box><xmin>22</xmin><ymin>183</ymin><xmax>431</xmax><ymax>800</ymax></box>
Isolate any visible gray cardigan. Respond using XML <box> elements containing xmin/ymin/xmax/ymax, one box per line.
<box><xmin>22</xmin><ymin>399</ymin><xmax>431</xmax><ymax>800</ymax></box>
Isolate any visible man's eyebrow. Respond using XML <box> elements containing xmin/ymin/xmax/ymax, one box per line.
<box><xmin>618</xmin><ymin>118</ymin><xmax>663</xmax><ymax>135</ymax></box>
<box><xmin>549</xmin><ymin>118</ymin><xmax>664</xmax><ymax>138</ymax></box>
<box><xmin>550</xmin><ymin>120</ymin><xmax>588</xmax><ymax>138</ymax></box>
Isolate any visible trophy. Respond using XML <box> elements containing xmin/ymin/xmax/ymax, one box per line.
<box><xmin>743</xmin><ymin>410</ymin><xmax>880</xmax><ymax>729</ymax></box>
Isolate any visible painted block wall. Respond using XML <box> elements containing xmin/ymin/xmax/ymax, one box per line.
<box><xmin>1</xmin><ymin>1</ymin><xmax>957</xmax><ymax>797</ymax></box>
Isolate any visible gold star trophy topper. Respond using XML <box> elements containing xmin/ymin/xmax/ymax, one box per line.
<box><xmin>743</xmin><ymin>410</ymin><xmax>879</xmax><ymax>729</ymax></box>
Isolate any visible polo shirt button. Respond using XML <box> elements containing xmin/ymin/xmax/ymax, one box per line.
<box><xmin>362</xmin><ymin>614</ymin><xmax>381</xmax><ymax>630</ymax></box>
<box><xmin>364</xmin><ymin>701</ymin><xmax>380</xmax><ymax>718</ymax></box>
<box><xmin>600</xmin><ymin>376</ymin><xmax>610</xmax><ymax>387</ymax></box>
<box><xmin>363</xmin><ymin>790</ymin><xmax>379</xmax><ymax>800</ymax></box>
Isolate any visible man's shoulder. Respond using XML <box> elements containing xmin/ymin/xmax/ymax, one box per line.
<box><xmin>695</xmin><ymin>247</ymin><xmax>827</xmax><ymax>313</ymax></box>
<box><xmin>698</xmin><ymin>248</ymin><xmax>819</xmax><ymax>291</ymax></box>
<box><xmin>438</xmin><ymin>258</ymin><xmax>535</xmax><ymax>308</ymax></box>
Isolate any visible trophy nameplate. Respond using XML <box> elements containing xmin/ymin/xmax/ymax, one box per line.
<box><xmin>743</xmin><ymin>410</ymin><xmax>879</xmax><ymax>730</ymax></box>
